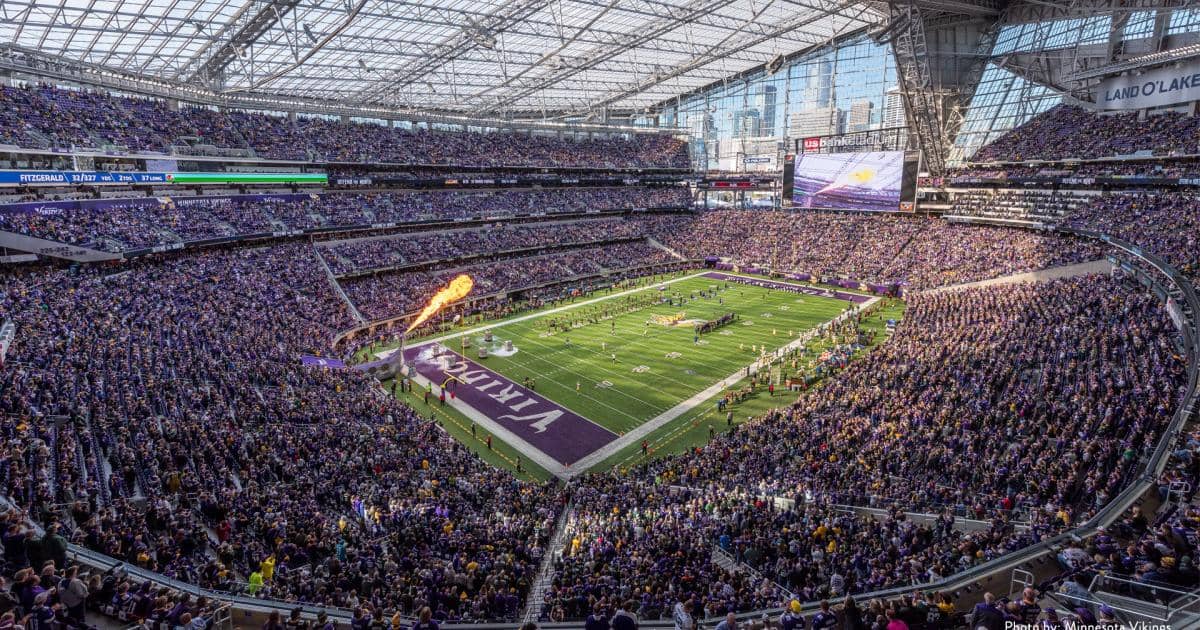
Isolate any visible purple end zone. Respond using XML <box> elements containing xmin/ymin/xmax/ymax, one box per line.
<box><xmin>701</xmin><ymin>271</ymin><xmax>874</xmax><ymax>303</ymax></box>
<box><xmin>404</xmin><ymin>344</ymin><xmax>619</xmax><ymax>467</ymax></box>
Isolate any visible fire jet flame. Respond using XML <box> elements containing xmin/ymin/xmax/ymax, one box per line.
<box><xmin>406</xmin><ymin>274</ymin><xmax>474</xmax><ymax>334</ymax></box>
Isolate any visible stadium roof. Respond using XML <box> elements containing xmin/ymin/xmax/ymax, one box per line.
<box><xmin>0</xmin><ymin>0</ymin><xmax>895</xmax><ymax>116</ymax></box>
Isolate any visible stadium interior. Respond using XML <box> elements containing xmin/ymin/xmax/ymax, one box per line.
<box><xmin>1</xmin><ymin>0</ymin><xmax>1199</xmax><ymax>629</ymax></box>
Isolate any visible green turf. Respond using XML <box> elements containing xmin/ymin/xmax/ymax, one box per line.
<box><xmin>446</xmin><ymin>276</ymin><xmax>849</xmax><ymax>435</ymax></box>
<box><xmin>362</xmin><ymin>271</ymin><xmax>904</xmax><ymax>477</ymax></box>
<box><xmin>591</xmin><ymin>298</ymin><xmax>908</xmax><ymax>473</ymax></box>
<box><xmin>385</xmin><ymin>381</ymin><xmax>556</xmax><ymax>482</ymax></box>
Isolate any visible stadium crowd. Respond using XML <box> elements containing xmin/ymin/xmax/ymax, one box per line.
<box><xmin>340</xmin><ymin>242</ymin><xmax>677</xmax><ymax>320</ymax></box>
<box><xmin>0</xmin><ymin>88</ymin><xmax>1196</xmax><ymax>630</ymax></box>
<box><xmin>320</xmin><ymin>217</ymin><xmax>689</xmax><ymax>276</ymax></box>
<box><xmin>0</xmin><ymin>187</ymin><xmax>691</xmax><ymax>253</ymax></box>
<box><xmin>0</xmin><ymin>245</ymin><xmax>569</xmax><ymax>623</ymax></box>
<box><xmin>1063</xmin><ymin>192</ymin><xmax>1200</xmax><ymax>290</ymax></box>
<box><xmin>971</xmin><ymin>104</ymin><xmax>1200</xmax><ymax>162</ymax></box>
<box><xmin>0</xmin><ymin>85</ymin><xmax>689</xmax><ymax>168</ymax></box>
<box><xmin>651</xmin><ymin>210</ymin><xmax>1101</xmax><ymax>290</ymax></box>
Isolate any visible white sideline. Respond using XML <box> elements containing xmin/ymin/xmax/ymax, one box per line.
<box><xmin>568</xmin><ymin>296</ymin><xmax>881</xmax><ymax>474</ymax></box>
<box><xmin>374</xmin><ymin>271</ymin><xmax>710</xmax><ymax>359</ymax></box>
<box><xmin>401</xmin><ymin>353</ymin><xmax>574</xmax><ymax>480</ymax></box>
<box><xmin>381</xmin><ymin>272</ymin><xmax>711</xmax><ymax>480</ymax></box>
<box><xmin>383</xmin><ymin>271</ymin><xmax>881</xmax><ymax>478</ymax></box>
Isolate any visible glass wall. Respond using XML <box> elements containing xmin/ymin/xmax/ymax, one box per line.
<box><xmin>949</xmin><ymin>64</ymin><xmax>1061</xmax><ymax>163</ymax></box>
<box><xmin>951</xmin><ymin>6</ymin><xmax>1200</xmax><ymax>163</ymax></box>
<box><xmin>649</xmin><ymin>34</ymin><xmax>900</xmax><ymax>171</ymax></box>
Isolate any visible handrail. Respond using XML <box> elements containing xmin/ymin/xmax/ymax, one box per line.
<box><xmin>1086</xmin><ymin>573</ymin><xmax>1200</xmax><ymax>624</ymax></box>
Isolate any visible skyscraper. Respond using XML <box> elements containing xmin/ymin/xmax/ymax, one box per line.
<box><xmin>884</xmin><ymin>87</ymin><xmax>906</xmax><ymax>128</ymax></box>
<box><xmin>846</xmin><ymin>99</ymin><xmax>874</xmax><ymax>132</ymax></box>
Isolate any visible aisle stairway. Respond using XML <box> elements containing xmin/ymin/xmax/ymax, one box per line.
<box><xmin>520</xmin><ymin>500</ymin><xmax>575</xmax><ymax>624</ymax></box>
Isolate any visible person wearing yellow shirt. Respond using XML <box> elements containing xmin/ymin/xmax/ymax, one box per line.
<box><xmin>260</xmin><ymin>554</ymin><xmax>276</xmax><ymax>582</ymax></box>
<box><xmin>247</xmin><ymin>570</ymin><xmax>264</xmax><ymax>595</ymax></box>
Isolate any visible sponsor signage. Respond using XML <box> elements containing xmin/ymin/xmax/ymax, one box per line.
<box><xmin>1096</xmin><ymin>61</ymin><xmax>1200</xmax><ymax>110</ymax></box>
<box><xmin>0</xmin><ymin>170</ymin><xmax>329</xmax><ymax>186</ymax></box>
<box><xmin>801</xmin><ymin>127</ymin><xmax>908</xmax><ymax>153</ymax></box>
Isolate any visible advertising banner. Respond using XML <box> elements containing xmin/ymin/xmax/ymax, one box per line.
<box><xmin>0</xmin><ymin>170</ymin><xmax>328</xmax><ymax>186</ymax></box>
<box><xmin>1096</xmin><ymin>62</ymin><xmax>1200</xmax><ymax>110</ymax></box>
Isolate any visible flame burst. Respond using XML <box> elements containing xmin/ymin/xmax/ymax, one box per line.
<box><xmin>406</xmin><ymin>274</ymin><xmax>474</xmax><ymax>334</ymax></box>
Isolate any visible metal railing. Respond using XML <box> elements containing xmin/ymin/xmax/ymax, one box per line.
<box><xmin>1085</xmin><ymin>573</ymin><xmax>1200</xmax><ymax>624</ymax></box>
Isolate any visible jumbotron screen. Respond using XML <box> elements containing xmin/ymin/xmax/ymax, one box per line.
<box><xmin>790</xmin><ymin>150</ymin><xmax>905</xmax><ymax>212</ymax></box>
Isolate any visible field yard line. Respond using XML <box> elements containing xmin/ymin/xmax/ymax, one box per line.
<box><xmin>397</xmin><ymin>271</ymin><xmax>710</xmax><ymax>352</ymax></box>
<box><xmin>568</xmin><ymin>296</ymin><xmax>882</xmax><ymax>475</ymax></box>
<box><xmin>515</xmin><ymin>333</ymin><xmax>699</xmax><ymax>412</ymax></box>
<box><xmin>400</xmin><ymin>364</ymin><xmax>573</xmax><ymax>480</ymax></box>
<box><xmin>492</xmin><ymin>349</ymin><xmax>654</xmax><ymax>425</ymax></box>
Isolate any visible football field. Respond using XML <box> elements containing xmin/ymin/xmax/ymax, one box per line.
<box><xmin>459</xmin><ymin>275</ymin><xmax>848</xmax><ymax>435</ymax></box>
<box><xmin>370</xmin><ymin>270</ymin><xmax>893</xmax><ymax>480</ymax></box>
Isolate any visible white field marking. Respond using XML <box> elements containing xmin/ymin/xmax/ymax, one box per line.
<box><xmin>510</xmin><ymin>298</ymin><xmax>750</xmax><ymax>386</ymax></box>
<box><xmin>567</xmin><ymin>296</ymin><xmax>881</xmax><ymax>476</ymax></box>
<box><xmin>514</xmin><ymin>321</ymin><xmax>744</xmax><ymax>406</ymax></box>
<box><xmin>399</xmin><ymin>271</ymin><xmax>710</xmax><ymax>352</ymax></box>
<box><xmin>400</xmin><ymin>364</ymin><xmax>572</xmax><ymax>479</ymax></box>
<box><xmin>507</xmin><ymin>280</ymin><xmax>845</xmax><ymax>424</ymax></box>
<box><xmin>490</xmin><ymin>349</ymin><xmax>652</xmax><ymax>426</ymax></box>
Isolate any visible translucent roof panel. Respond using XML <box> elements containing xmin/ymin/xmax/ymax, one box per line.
<box><xmin>0</xmin><ymin>0</ymin><xmax>884</xmax><ymax>114</ymax></box>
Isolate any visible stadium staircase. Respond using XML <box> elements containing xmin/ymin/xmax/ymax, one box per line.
<box><xmin>711</xmin><ymin>545</ymin><xmax>797</xmax><ymax>601</ymax></box>
<box><xmin>0</xmin><ymin>230</ymin><xmax>122</xmax><ymax>262</ymax></box>
<box><xmin>520</xmin><ymin>500</ymin><xmax>575</xmax><ymax>625</ymax></box>
<box><xmin>313</xmin><ymin>249</ymin><xmax>366</xmax><ymax>324</ymax></box>
<box><xmin>646</xmin><ymin>237</ymin><xmax>686</xmax><ymax>261</ymax></box>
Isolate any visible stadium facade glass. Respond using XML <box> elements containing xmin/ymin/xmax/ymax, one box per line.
<box><xmin>638</xmin><ymin>34</ymin><xmax>900</xmax><ymax>171</ymax></box>
<box><xmin>952</xmin><ymin>6</ymin><xmax>1200</xmax><ymax>162</ymax></box>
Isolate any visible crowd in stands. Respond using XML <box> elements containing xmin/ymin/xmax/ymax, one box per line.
<box><xmin>0</xmin><ymin>85</ymin><xmax>689</xmax><ymax>168</ymax></box>
<box><xmin>1063</xmin><ymin>192</ymin><xmax>1200</xmax><ymax>290</ymax></box>
<box><xmin>0</xmin><ymin>221</ymin><xmax>1189</xmax><ymax>625</ymax></box>
<box><xmin>971</xmin><ymin>105</ymin><xmax>1200</xmax><ymax>162</ymax></box>
<box><xmin>340</xmin><ymin>242</ymin><xmax>677</xmax><ymax>320</ymax></box>
<box><xmin>1</xmin><ymin>502</ymin><xmax>236</xmax><ymax>630</ymax></box>
<box><xmin>947</xmin><ymin>190</ymin><xmax>1093</xmax><ymax>224</ymax></box>
<box><xmin>0</xmin><ymin>245</ymin><xmax>568</xmax><ymax>623</ymax></box>
<box><xmin>0</xmin><ymin>187</ymin><xmax>690</xmax><ymax>252</ymax></box>
<box><xmin>320</xmin><ymin>217</ymin><xmax>682</xmax><ymax>275</ymax></box>
<box><xmin>540</xmin><ymin>480</ymin><xmax>1050</xmax><ymax>623</ymax></box>
<box><xmin>0</xmin><ymin>87</ymin><xmax>1196</xmax><ymax>628</ymax></box>
<box><xmin>652</xmin><ymin>210</ymin><xmax>1101</xmax><ymax>290</ymax></box>
<box><xmin>949</xmin><ymin>157</ymin><xmax>1200</xmax><ymax>183</ymax></box>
